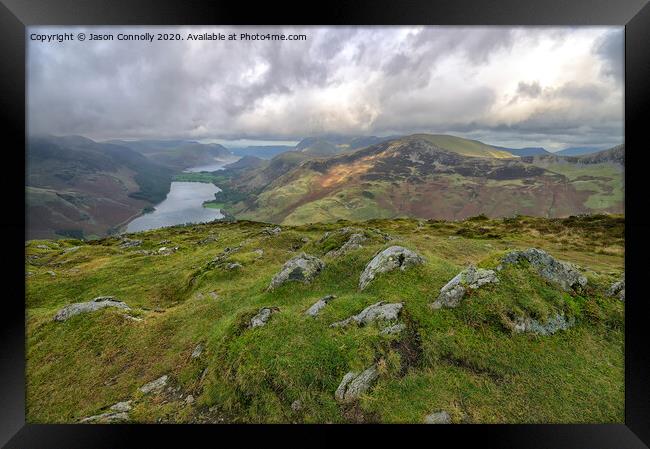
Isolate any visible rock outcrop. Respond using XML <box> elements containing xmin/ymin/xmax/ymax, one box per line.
<box><xmin>157</xmin><ymin>246</ymin><xmax>179</xmax><ymax>256</ymax></box>
<box><xmin>330</xmin><ymin>301</ymin><xmax>403</xmax><ymax>328</ymax></box>
<box><xmin>206</xmin><ymin>246</ymin><xmax>242</xmax><ymax>270</ymax></box>
<box><xmin>424</xmin><ymin>410</ymin><xmax>451</xmax><ymax>424</ymax></box>
<box><xmin>498</xmin><ymin>248</ymin><xmax>587</xmax><ymax>291</ymax></box>
<box><xmin>325</xmin><ymin>232</ymin><xmax>367</xmax><ymax>258</ymax></box>
<box><xmin>512</xmin><ymin>313</ymin><xmax>575</xmax><ymax>336</ymax></box>
<box><xmin>139</xmin><ymin>375</ymin><xmax>169</xmax><ymax>394</ymax></box>
<box><xmin>80</xmin><ymin>400</ymin><xmax>132</xmax><ymax>423</ymax></box>
<box><xmin>268</xmin><ymin>253</ymin><xmax>325</xmax><ymax>290</ymax></box>
<box><xmin>380</xmin><ymin>323</ymin><xmax>406</xmax><ymax>335</ymax></box>
<box><xmin>304</xmin><ymin>295</ymin><xmax>336</xmax><ymax>317</ymax></box>
<box><xmin>262</xmin><ymin>226</ymin><xmax>282</xmax><ymax>236</ymax></box>
<box><xmin>608</xmin><ymin>276</ymin><xmax>625</xmax><ymax>301</ymax></box>
<box><xmin>359</xmin><ymin>246</ymin><xmax>425</xmax><ymax>290</ymax></box>
<box><xmin>54</xmin><ymin>296</ymin><xmax>130</xmax><ymax>322</ymax></box>
<box><xmin>197</xmin><ymin>235</ymin><xmax>218</xmax><ymax>245</ymax></box>
<box><xmin>249</xmin><ymin>307</ymin><xmax>279</xmax><ymax>328</ymax></box>
<box><xmin>109</xmin><ymin>401</ymin><xmax>132</xmax><ymax>413</ymax></box>
<box><xmin>334</xmin><ymin>365</ymin><xmax>379</xmax><ymax>403</ymax></box>
<box><xmin>432</xmin><ymin>265</ymin><xmax>498</xmax><ymax>309</ymax></box>
<box><xmin>120</xmin><ymin>238</ymin><xmax>142</xmax><ymax>249</ymax></box>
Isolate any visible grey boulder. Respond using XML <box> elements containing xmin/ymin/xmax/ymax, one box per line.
<box><xmin>432</xmin><ymin>265</ymin><xmax>498</xmax><ymax>309</ymax></box>
<box><xmin>325</xmin><ymin>231</ymin><xmax>367</xmax><ymax>258</ymax></box>
<box><xmin>499</xmin><ymin>248</ymin><xmax>587</xmax><ymax>291</ymax></box>
<box><xmin>334</xmin><ymin>365</ymin><xmax>379</xmax><ymax>403</ymax></box>
<box><xmin>249</xmin><ymin>307</ymin><xmax>279</xmax><ymax>328</ymax></box>
<box><xmin>120</xmin><ymin>238</ymin><xmax>142</xmax><ymax>249</ymax></box>
<box><xmin>304</xmin><ymin>294</ymin><xmax>336</xmax><ymax>317</ymax></box>
<box><xmin>79</xmin><ymin>400</ymin><xmax>132</xmax><ymax>423</ymax></box>
<box><xmin>424</xmin><ymin>411</ymin><xmax>451</xmax><ymax>424</ymax></box>
<box><xmin>54</xmin><ymin>296</ymin><xmax>130</xmax><ymax>322</ymax></box>
<box><xmin>139</xmin><ymin>375</ymin><xmax>169</xmax><ymax>394</ymax></box>
<box><xmin>512</xmin><ymin>313</ymin><xmax>575</xmax><ymax>336</ymax></box>
<box><xmin>262</xmin><ymin>226</ymin><xmax>282</xmax><ymax>236</ymax></box>
<box><xmin>268</xmin><ymin>253</ymin><xmax>325</xmax><ymax>290</ymax></box>
<box><xmin>331</xmin><ymin>301</ymin><xmax>403</xmax><ymax>328</ymax></box>
<box><xmin>359</xmin><ymin>246</ymin><xmax>425</xmax><ymax>290</ymax></box>
<box><xmin>110</xmin><ymin>401</ymin><xmax>132</xmax><ymax>413</ymax></box>
<box><xmin>80</xmin><ymin>411</ymin><xmax>129</xmax><ymax>423</ymax></box>
<box><xmin>608</xmin><ymin>276</ymin><xmax>625</xmax><ymax>302</ymax></box>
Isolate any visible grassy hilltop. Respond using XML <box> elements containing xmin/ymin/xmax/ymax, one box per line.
<box><xmin>25</xmin><ymin>214</ymin><xmax>624</xmax><ymax>424</ymax></box>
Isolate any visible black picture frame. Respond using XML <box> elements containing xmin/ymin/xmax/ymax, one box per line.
<box><xmin>2</xmin><ymin>0</ymin><xmax>648</xmax><ymax>447</ymax></box>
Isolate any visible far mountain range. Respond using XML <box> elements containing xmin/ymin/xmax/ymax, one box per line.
<box><xmin>26</xmin><ymin>133</ymin><xmax>624</xmax><ymax>239</ymax></box>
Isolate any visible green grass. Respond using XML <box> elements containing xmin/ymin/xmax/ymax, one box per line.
<box><xmin>172</xmin><ymin>172</ymin><xmax>220</xmax><ymax>183</ymax></box>
<box><xmin>25</xmin><ymin>215</ymin><xmax>624</xmax><ymax>423</ymax></box>
<box><xmin>203</xmin><ymin>202</ymin><xmax>225</xmax><ymax>209</ymax></box>
<box><xmin>408</xmin><ymin>134</ymin><xmax>516</xmax><ymax>159</ymax></box>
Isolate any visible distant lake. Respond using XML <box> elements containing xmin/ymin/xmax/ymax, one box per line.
<box><xmin>183</xmin><ymin>158</ymin><xmax>236</xmax><ymax>172</ymax></box>
<box><xmin>126</xmin><ymin>181</ymin><xmax>223</xmax><ymax>233</ymax></box>
<box><xmin>125</xmin><ymin>159</ymin><xmax>243</xmax><ymax>233</ymax></box>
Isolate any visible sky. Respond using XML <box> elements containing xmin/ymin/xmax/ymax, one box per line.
<box><xmin>27</xmin><ymin>26</ymin><xmax>624</xmax><ymax>151</ymax></box>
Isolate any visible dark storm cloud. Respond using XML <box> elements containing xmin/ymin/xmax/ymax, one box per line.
<box><xmin>28</xmin><ymin>26</ymin><xmax>623</xmax><ymax>149</ymax></box>
<box><xmin>594</xmin><ymin>29</ymin><xmax>624</xmax><ymax>82</ymax></box>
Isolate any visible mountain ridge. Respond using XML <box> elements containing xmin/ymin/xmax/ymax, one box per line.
<box><xmin>214</xmin><ymin>135</ymin><xmax>623</xmax><ymax>224</ymax></box>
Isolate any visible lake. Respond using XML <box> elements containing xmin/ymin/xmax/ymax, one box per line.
<box><xmin>125</xmin><ymin>158</ymin><xmax>243</xmax><ymax>233</ymax></box>
<box><xmin>126</xmin><ymin>182</ymin><xmax>224</xmax><ymax>233</ymax></box>
<box><xmin>182</xmin><ymin>158</ymin><xmax>237</xmax><ymax>172</ymax></box>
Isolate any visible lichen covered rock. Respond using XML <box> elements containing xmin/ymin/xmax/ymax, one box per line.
<box><xmin>54</xmin><ymin>296</ymin><xmax>130</xmax><ymax>322</ymax></box>
<box><xmin>304</xmin><ymin>294</ymin><xmax>336</xmax><ymax>317</ymax></box>
<box><xmin>330</xmin><ymin>301</ymin><xmax>403</xmax><ymax>328</ymax></box>
<box><xmin>359</xmin><ymin>246</ymin><xmax>425</xmax><ymax>290</ymax></box>
<box><xmin>512</xmin><ymin>313</ymin><xmax>575</xmax><ymax>336</ymax></box>
<box><xmin>325</xmin><ymin>232</ymin><xmax>367</xmax><ymax>258</ymax></box>
<box><xmin>268</xmin><ymin>253</ymin><xmax>325</xmax><ymax>290</ymax></box>
<box><xmin>499</xmin><ymin>248</ymin><xmax>587</xmax><ymax>291</ymax></box>
<box><xmin>424</xmin><ymin>410</ymin><xmax>451</xmax><ymax>424</ymax></box>
<box><xmin>249</xmin><ymin>307</ymin><xmax>279</xmax><ymax>328</ymax></box>
<box><xmin>432</xmin><ymin>265</ymin><xmax>498</xmax><ymax>309</ymax></box>
<box><xmin>139</xmin><ymin>375</ymin><xmax>169</xmax><ymax>394</ymax></box>
<box><xmin>608</xmin><ymin>276</ymin><xmax>625</xmax><ymax>301</ymax></box>
<box><xmin>334</xmin><ymin>365</ymin><xmax>379</xmax><ymax>403</ymax></box>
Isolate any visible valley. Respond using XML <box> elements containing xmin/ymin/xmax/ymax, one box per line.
<box><xmin>25</xmin><ymin>133</ymin><xmax>624</xmax><ymax>241</ymax></box>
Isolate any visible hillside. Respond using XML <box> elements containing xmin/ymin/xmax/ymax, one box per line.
<box><xmin>213</xmin><ymin>136</ymin><xmax>624</xmax><ymax>225</ymax></box>
<box><xmin>295</xmin><ymin>135</ymin><xmax>400</xmax><ymax>156</ymax></box>
<box><xmin>230</xmin><ymin>145</ymin><xmax>294</xmax><ymax>159</ymax></box>
<box><xmin>25</xmin><ymin>214</ymin><xmax>624</xmax><ymax>423</ymax></box>
<box><xmin>556</xmin><ymin>146</ymin><xmax>607</xmax><ymax>156</ymax></box>
<box><xmin>493</xmin><ymin>146</ymin><xmax>551</xmax><ymax>157</ymax></box>
<box><xmin>406</xmin><ymin>134</ymin><xmax>515</xmax><ymax>158</ymax></box>
<box><xmin>27</xmin><ymin>136</ymin><xmax>173</xmax><ymax>239</ymax></box>
<box><xmin>109</xmin><ymin>139</ymin><xmax>233</xmax><ymax>171</ymax></box>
